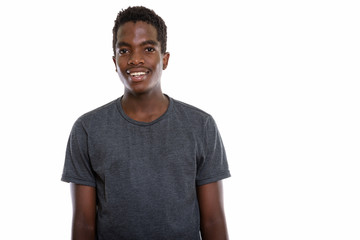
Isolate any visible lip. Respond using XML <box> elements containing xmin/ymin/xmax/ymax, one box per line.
<box><xmin>126</xmin><ymin>68</ymin><xmax>150</xmax><ymax>74</ymax></box>
<box><xmin>126</xmin><ymin>68</ymin><xmax>150</xmax><ymax>82</ymax></box>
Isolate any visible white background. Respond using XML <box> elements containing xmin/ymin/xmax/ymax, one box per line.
<box><xmin>1</xmin><ymin>0</ymin><xmax>359</xmax><ymax>239</ymax></box>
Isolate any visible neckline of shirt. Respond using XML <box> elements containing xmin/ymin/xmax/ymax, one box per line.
<box><xmin>116</xmin><ymin>94</ymin><xmax>173</xmax><ymax>126</ymax></box>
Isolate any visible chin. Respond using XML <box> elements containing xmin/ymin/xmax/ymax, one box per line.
<box><xmin>127</xmin><ymin>86</ymin><xmax>152</xmax><ymax>96</ymax></box>
<box><xmin>129</xmin><ymin>82</ymin><xmax>161</xmax><ymax>95</ymax></box>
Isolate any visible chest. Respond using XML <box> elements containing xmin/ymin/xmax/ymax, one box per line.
<box><xmin>86</xmin><ymin>120</ymin><xmax>201</xmax><ymax>188</ymax></box>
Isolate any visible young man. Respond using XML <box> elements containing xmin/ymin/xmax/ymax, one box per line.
<box><xmin>62</xmin><ymin>6</ymin><xmax>230</xmax><ymax>240</ymax></box>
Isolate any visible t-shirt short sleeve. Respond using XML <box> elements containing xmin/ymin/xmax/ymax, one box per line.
<box><xmin>61</xmin><ymin>119</ymin><xmax>96</xmax><ymax>187</ymax></box>
<box><xmin>195</xmin><ymin>116</ymin><xmax>230</xmax><ymax>186</ymax></box>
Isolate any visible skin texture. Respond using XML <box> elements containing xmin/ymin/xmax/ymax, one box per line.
<box><xmin>112</xmin><ymin>21</ymin><xmax>170</xmax><ymax>122</ymax></box>
<box><xmin>197</xmin><ymin>181</ymin><xmax>229</xmax><ymax>240</ymax></box>
<box><xmin>70</xmin><ymin>183</ymin><xmax>96</xmax><ymax>240</ymax></box>
<box><xmin>70</xmin><ymin>20</ymin><xmax>229</xmax><ymax>239</ymax></box>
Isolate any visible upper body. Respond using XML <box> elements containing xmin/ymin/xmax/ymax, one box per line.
<box><xmin>62</xmin><ymin>6</ymin><xmax>230</xmax><ymax>240</ymax></box>
<box><xmin>62</xmin><ymin>96</ymin><xmax>230</xmax><ymax>239</ymax></box>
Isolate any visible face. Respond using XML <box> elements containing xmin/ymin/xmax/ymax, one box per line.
<box><xmin>113</xmin><ymin>21</ymin><xmax>170</xmax><ymax>96</ymax></box>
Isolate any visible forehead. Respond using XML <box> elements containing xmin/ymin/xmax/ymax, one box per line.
<box><xmin>116</xmin><ymin>21</ymin><xmax>158</xmax><ymax>44</ymax></box>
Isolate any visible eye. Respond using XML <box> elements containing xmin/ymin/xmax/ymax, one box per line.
<box><xmin>145</xmin><ymin>47</ymin><xmax>155</xmax><ymax>52</ymax></box>
<box><xmin>119</xmin><ymin>49</ymin><xmax>129</xmax><ymax>54</ymax></box>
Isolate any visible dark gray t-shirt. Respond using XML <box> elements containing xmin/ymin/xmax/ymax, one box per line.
<box><xmin>61</xmin><ymin>96</ymin><xmax>230</xmax><ymax>240</ymax></box>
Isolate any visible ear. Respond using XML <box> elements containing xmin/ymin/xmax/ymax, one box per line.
<box><xmin>162</xmin><ymin>52</ymin><xmax>170</xmax><ymax>70</ymax></box>
<box><xmin>112</xmin><ymin>56</ymin><xmax>117</xmax><ymax>71</ymax></box>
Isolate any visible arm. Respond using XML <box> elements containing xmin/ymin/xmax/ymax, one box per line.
<box><xmin>70</xmin><ymin>183</ymin><xmax>96</xmax><ymax>240</ymax></box>
<box><xmin>197</xmin><ymin>181</ymin><xmax>229</xmax><ymax>240</ymax></box>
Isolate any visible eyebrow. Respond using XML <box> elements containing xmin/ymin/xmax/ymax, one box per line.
<box><xmin>116</xmin><ymin>40</ymin><xmax>159</xmax><ymax>48</ymax></box>
<box><xmin>140</xmin><ymin>40</ymin><xmax>158</xmax><ymax>47</ymax></box>
<box><xmin>116</xmin><ymin>41</ymin><xmax>131</xmax><ymax>48</ymax></box>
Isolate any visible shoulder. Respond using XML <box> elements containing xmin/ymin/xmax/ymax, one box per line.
<box><xmin>74</xmin><ymin>98</ymin><xmax>120</xmax><ymax>129</ymax></box>
<box><xmin>171</xmin><ymin>98</ymin><xmax>212</xmax><ymax>122</ymax></box>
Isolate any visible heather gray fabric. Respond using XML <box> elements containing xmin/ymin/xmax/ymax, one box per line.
<box><xmin>61</xmin><ymin>96</ymin><xmax>230</xmax><ymax>240</ymax></box>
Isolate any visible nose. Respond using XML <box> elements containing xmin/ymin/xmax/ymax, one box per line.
<box><xmin>128</xmin><ymin>50</ymin><xmax>144</xmax><ymax>65</ymax></box>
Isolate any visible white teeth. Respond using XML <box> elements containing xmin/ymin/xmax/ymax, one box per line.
<box><xmin>130</xmin><ymin>72</ymin><xmax>146</xmax><ymax>76</ymax></box>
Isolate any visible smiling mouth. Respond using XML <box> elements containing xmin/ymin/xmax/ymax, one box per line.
<box><xmin>126</xmin><ymin>69</ymin><xmax>150</xmax><ymax>76</ymax></box>
<box><xmin>129</xmin><ymin>72</ymin><xmax>147</xmax><ymax>76</ymax></box>
<box><xmin>126</xmin><ymin>70</ymin><xmax>150</xmax><ymax>82</ymax></box>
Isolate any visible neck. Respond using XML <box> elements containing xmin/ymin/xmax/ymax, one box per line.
<box><xmin>121</xmin><ymin>90</ymin><xmax>169</xmax><ymax>122</ymax></box>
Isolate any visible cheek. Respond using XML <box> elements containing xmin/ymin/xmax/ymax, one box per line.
<box><xmin>114</xmin><ymin>61</ymin><xmax>127</xmax><ymax>78</ymax></box>
<box><xmin>116</xmin><ymin>60</ymin><xmax>128</xmax><ymax>72</ymax></box>
<box><xmin>152</xmin><ymin>57</ymin><xmax>163</xmax><ymax>71</ymax></box>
